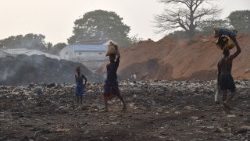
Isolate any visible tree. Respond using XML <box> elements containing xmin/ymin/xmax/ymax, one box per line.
<box><xmin>68</xmin><ymin>10</ymin><xmax>131</xmax><ymax>47</ymax></box>
<box><xmin>155</xmin><ymin>0</ymin><xmax>221</xmax><ymax>38</ymax></box>
<box><xmin>130</xmin><ymin>34</ymin><xmax>143</xmax><ymax>44</ymax></box>
<box><xmin>46</xmin><ymin>42</ymin><xmax>53</xmax><ymax>51</ymax></box>
<box><xmin>0</xmin><ymin>33</ymin><xmax>47</xmax><ymax>50</ymax></box>
<box><xmin>228</xmin><ymin>10</ymin><xmax>250</xmax><ymax>33</ymax></box>
<box><xmin>199</xmin><ymin>19</ymin><xmax>230</xmax><ymax>35</ymax></box>
<box><xmin>49</xmin><ymin>43</ymin><xmax>67</xmax><ymax>55</ymax></box>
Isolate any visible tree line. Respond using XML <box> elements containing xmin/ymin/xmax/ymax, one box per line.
<box><xmin>0</xmin><ymin>4</ymin><xmax>249</xmax><ymax>54</ymax></box>
<box><xmin>155</xmin><ymin>0</ymin><xmax>250</xmax><ymax>38</ymax></box>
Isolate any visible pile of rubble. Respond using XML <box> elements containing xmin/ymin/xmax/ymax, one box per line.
<box><xmin>0</xmin><ymin>54</ymin><xmax>102</xmax><ymax>85</ymax></box>
<box><xmin>0</xmin><ymin>80</ymin><xmax>249</xmax><ymax>140</ymax></box>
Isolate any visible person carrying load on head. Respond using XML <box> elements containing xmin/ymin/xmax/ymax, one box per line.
<box><xmin>214</xmin><ymin>27</ymin><xmax>237</xmax><ymax>104</ymax></box>
<box><xmin>75</xmin><ymin>66</ymin><xmax>87</xmax><ymax>104</ymax></box>
<box><xmin>103</xmin><ymin>41</ymin><xmax>126</xmax><ymax>112</ymax></box>
<box><xmin>217</xmin><ymin>34</ymin><xmax>241</xmax><ymax>111</ymax></box>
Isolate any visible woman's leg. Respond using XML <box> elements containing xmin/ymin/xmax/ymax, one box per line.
<box><xmin>222</xmin><ymin>90</ymin><xmax>227</xmax><ymax>102</ymax></box>
<box><xmin>116</xmin><ymin>91</ymin><xmax>126</xmax><ymax>111</ymax></box>
<box><xmin>222</xmin><ymin>90</ymin><xmax>231</xmax><ymax>111</ymax></box>
<box><xmin>80</xmin><ymin>96</ymin><xmax>83</xmax><ymax>104</ymax></box>
<box><xmin>104</xmin><ymin>96</ymin><xmax>108</xmax><ymax>112</ymax></box>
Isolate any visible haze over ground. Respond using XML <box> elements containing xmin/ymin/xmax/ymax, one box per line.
<box><xmin>0</xmin><ymin>0</ymin><xmax>250</xmax><ymax>44</ymax></box>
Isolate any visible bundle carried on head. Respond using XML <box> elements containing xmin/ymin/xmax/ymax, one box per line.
<box><xmin>216</xmin><ymin>35</ymin><xmax>235</xmax><ymax>50</ymax></box>
<box><xmin>106</xmin><ymin>41</ymin><xmax>118</xmax><ymax>56</ymax></box>
<box><xmin>214</xmin><ymin>28</ymin><xmax>237</xmax><ymax>50</ymax></box>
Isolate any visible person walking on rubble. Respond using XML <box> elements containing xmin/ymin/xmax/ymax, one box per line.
<box><xmin>217</xmin><ymin>36</ymin><xmax>241</xmax><ymax>110</ymax></box>
<box><xmin>104</xmin><ymin>42</ymin><xmax>126</xmax><ymax>112</ymax></box>
<box><xmin>75</xmin><ymin>66</ymin><xmax>87</xmax><ymax>104</ymax></box>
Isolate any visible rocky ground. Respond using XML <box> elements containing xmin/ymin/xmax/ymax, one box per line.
<box><xmin>0</xmin><ymin>80</ymin><xmax>250</xmax><ymax>141</ymax></box>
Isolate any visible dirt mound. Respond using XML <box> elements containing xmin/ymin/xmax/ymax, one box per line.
<box><xmin>100</xmin><ymin>34</ymin><xmax>250</xmax><ymax>80</ymax></box>
<box><xmin>0</xmin><ymin>55</ymin><xmax>102</xmax><ymax>85</ymax></box>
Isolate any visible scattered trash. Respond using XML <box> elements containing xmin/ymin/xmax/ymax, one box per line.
<box><xmin>0</xmin><ymin>80</ymin><xmax>249</xmax><ymax>140</ymax></box>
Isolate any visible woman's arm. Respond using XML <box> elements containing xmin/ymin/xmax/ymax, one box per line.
<box><xmin>115</xmin><ymin>49</ymin><xmax>120</xmax><ymax>69</ymax></box>
<box><xmin>229</xmin><ymin>37</ymin><xmax>241</xmax><ymax>60</ymax></box>
<box><xmin>217</xmin><ymin>61</ymin><xmax>221</xmax><ymax>82</ymax></box>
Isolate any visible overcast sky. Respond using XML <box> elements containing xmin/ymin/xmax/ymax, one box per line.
<box><xmin>0</xmin><ymin>0</ymin><xmax>249</xmax><ymax>44</ymax></box>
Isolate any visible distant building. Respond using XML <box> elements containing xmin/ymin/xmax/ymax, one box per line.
<box><xmin>59</xmin><ymin>41</ymin><xmax>108</xmax><ymax>72</ymax></box>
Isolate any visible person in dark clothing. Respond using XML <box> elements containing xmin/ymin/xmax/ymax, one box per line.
<box><xmin>217</xmin><ymin>37</ymin><xmax>241</xmax><ymax>110</ymax></box>
<box><xmin>104</xmin><ymin>48</ymin><xmax>126</xmax><ymax>112</ymax></box>
<box><xmin>75</xmin><ymin>66</ymin><xmax>87</xmax><ymax>104</ymax></box>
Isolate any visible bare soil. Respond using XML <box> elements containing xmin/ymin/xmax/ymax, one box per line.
<box><xmin>1</xmin><ymin>80</ymin><xmax>250</xmax><ymax>141</ymax></box>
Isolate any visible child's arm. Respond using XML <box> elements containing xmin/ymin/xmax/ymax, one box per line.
<box><xmin>82</xmin><ymin>75</ymin><xmax>87</xmax><ymax>85</ymax></box>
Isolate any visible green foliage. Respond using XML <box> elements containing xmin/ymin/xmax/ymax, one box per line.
<box><xmin>46</xmin><ymin>42</ymin><xmax>53</xmax><ymax>50</ymax></box>
<box><xmin>0</xmin><ymin>34</ymin><xmax>47</xmax><ymax>50</ymax></box>
<box><xmin>199</xmin><ymin>19</ymin><xmax>230</xmax><ymax>35</ymax></box>
<box><xmin>168</xmin><ymin>30</ymin><xmax>189</xmax><ymax>39</ymax></box>
<box><xmin>228</xmin><ymin>10</ymin><xmax>250</xmax><ymax>33</ymax></box>
<box><xmin>49</xmin><ymin>43</ymin><xmax>67</xmax><ymax>55</ymax></box>
<box><xmin>68</xmin><ymin>10</ymin><xmax>131</xmax><ymax>47</ymax></box>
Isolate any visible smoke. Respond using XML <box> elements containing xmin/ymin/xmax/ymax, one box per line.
<box><xmin>0</xmin><ymin>69</ymin><xmax>15</xmax><ymax>81</ymax></box>
<box><xmin>0</xmin><ymin>54</ymin><xmax>103</xmax><ymax>85</ymax></box>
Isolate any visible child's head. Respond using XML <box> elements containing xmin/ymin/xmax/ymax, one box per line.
<box><xmin>109</xmin><ymin>54</ymin><xmax>116</xmax><ymax>63</ymax></box>
<box><xmin>76</xmin><ymin>66</ymin><xmax>81</xmax><ymax>74</ymax></box>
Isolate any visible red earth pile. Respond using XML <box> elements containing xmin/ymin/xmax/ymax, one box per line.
<box><xmin>98</xmin><ymin>34</ymin><xmax>250</xmax><ymax>80</ymax></box>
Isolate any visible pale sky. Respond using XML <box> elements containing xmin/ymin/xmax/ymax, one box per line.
<box><xmin>0</xmin><ymin>0</ymin><xmax>249</xmax><ymax>44</ymax></box>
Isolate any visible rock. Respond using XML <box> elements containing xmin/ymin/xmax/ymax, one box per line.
<box><xmin>184</xmin><ymin>106</ymin><xmax>194</xmax><ymax>110</ymax></box>
<box><xmin>227</xmin><ymin>114</ymin><xmax>236</xmax><ymax>118</ymax></box>
<box><xmin>34</xmin><ymin>86</ymin><xmax>43</xmax><ymax>96</ymax></box>
<box><xmin>236</xmin><ymin>128</ymin><xmax>248</xmax><ymax>134</ymax></box>
<box><xmin>174</xmin><ymin>111</ymin><xmax>181</xmax><ymax>115</ymax></box>
<box><xmin>55</xmin><ymin>128</ymin><xmax>70</xmax><ymax>132</ymax></box>
<box><xmin>214</xmin><ymin>127</ymin><xmax>226</xmax><ymax>133</ymax></box>
<box><xmin>190</xmin><ymin>116</ymin><xmax>199</xmax><ymax>120</ymax></box>
<box><xmin>46</xmin><ymin>83</ymin><xmax>56</xmax><ymax>88</ymax></box>
<box><xmin>111</xmin><ymin>121</ymin><xmax>120</xmax><ymax>125</ymax></box>
<box><xmin>240</xmin><ymin>126</ymin><xmax>250</xmax><ymax>131</ymax></box>
<box><xmin>84</xmin><ymin>130</ymin><xmax>90</xmax><ymax>134</ymax></box>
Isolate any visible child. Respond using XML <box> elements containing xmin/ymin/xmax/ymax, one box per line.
<box><xmin>75</xmin><ymin>66</ymin><xmax>87</xmax><ymax>104</ymax></box>
<box><xmin>104</xmin><ymin>45</ymin><xmax>126</xmax><ymax>112</ymax></box>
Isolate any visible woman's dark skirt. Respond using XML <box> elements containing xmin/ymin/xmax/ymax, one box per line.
<box><xmin>104</xmin><ymin>81</ymin><xmax>120</xmax><ymax>100</ymax></box>
<box><xmin>219</xmin><ymin>74</ymin><xmax>236</xmax><ymax>92</ymax></box>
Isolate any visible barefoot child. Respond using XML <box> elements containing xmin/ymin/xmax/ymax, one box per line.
<box><xmin>75</xmin><ymin>66</ymin><xmax>87</xmax><ymax>104</ymax></box>
<box><xmin>104</xmin><ymin>43</ymin><xmax>126</xmax><ymax>111</ymax></box>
